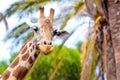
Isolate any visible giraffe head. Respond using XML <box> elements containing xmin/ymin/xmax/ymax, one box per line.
<box><xmin>26</xmin><ymin>7</ymin><xmax>69</xmax><ymax>55</ymax></box>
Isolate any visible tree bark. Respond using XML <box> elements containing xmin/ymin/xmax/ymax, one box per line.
<box><xmin>95</xmin><ymin>18</ymin><xmax>116</xmax><ymax>80</ymax></box>
<box><xmin>95</xmin><ymin>0</ymin><xmax>120</xmax><ymax>80</ymax></box>
<box><xmin>83</xmin><ymin>0</ymin><xmax>120</xmax><ymax>80</ymax></box>
<box><xmin>107</xmin><ymin>0</ymin><xmax>120</xmax><ymax>80</ymax></box>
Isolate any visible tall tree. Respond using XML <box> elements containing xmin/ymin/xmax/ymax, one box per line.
<box><xmin>107</xmin><ymin>0</ymin><xmax>120</xmax><ymax>80</ymax></box>
<box><xmin>81</xmin><ymin>0</ymin><xmax>120</xmax><ymax>80</ymax></box>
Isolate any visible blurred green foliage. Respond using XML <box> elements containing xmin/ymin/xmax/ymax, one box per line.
<box><xmin>0</xmin><ymin>60</ymin><xmax>8</xmax><ymax>74</ymax></box>
<box><xmin>76</xmin><ymin>41</ymin><xmax>82</xmax><ymax>52</ymax></box>
<box><xmin>25</xmin><ymin>46</ymin><xmax>81</xmax><ymax>80</ymax></box>
<box><xmin>0</xmin><ymin>46</ymin><xmax>81</xmax><ymax>80</ymax></box>
<box><xmin>0</xmin><ymin>52</ymin><xmax>18</xmax><ymax>74</ymax></box>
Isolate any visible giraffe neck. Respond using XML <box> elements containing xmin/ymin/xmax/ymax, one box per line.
<box><xmin>1</xmin><ymin>39</ymin><xmax>40</xmax><ymax>80</ymax></box>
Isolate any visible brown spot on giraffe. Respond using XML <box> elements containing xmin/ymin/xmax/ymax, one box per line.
<box><xmin>2</xmin><ymin>70</ymin><xmax>10</xmax><ymax>80</ymax></box>
<box><xmin>20</xmin><ymin>43</ymin><xmax>27</xmax><ymax>54</ymax></box>
<box><xmin>22</xmin><ymin>52</ymin><xmax>29</xmax><ymax>61</ymax></box>
<box><xmin>34</xmin><ymin>52</ymin><xmax>38</xmax><ymax>58</ymax></box>
<box><xmin>36</xmin><ymin>46</ymin><xmax>39</xmax><ymax>50</ymax></box>
<box><xmin>12</xmin><ymin>66</ymin><xmax>28</xmax><ymax>80</ymax></box>
<box><xmin>28</xmin><ymin>56</ymin><xmax>33</xmax><ymax>64</ymax></box>
<box><xmin>20</xmin><ymin>42</ymin><xmax>27</xmax><ymax>51</ymax></box>
<box><xmin>32</xmin><ymin>45</ymin><xmax>34</xmax><ymax>50</ymax></box>
<box><xmin>30</xmin><ymin>48</ymin><xmax>32</xmax><ymax>52</ymax></box>
<box><xmin>10</xmin><ymin>57</ymin><xmax>19</xmax><ymax>68</ymax></box>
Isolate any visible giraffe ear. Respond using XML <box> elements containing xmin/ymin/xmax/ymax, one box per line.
<box><xmin>53</xmin><ymin>29</ymin><xmax>69</xmax><ymax>38</ymax></box>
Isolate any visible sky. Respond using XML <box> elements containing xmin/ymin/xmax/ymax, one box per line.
<box><xmin>0</xmin><ymin>0</ymin><xmax>89</xmax><ymax>60</ymax></box>
<box><xmin>0</xmin><ymin>0</ymin><xmax>19</xmax><ymax>60</ymax></box>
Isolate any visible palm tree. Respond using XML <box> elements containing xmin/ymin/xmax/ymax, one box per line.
<box><xmin>80</xmin><ymin>0</ymin><xmax>120</xmax><ymax>80</ymax></box>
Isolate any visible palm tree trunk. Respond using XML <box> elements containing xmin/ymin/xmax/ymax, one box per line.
<box><xmin>107</xmin><ymin>0</ymin><xmax>120</xmax><ymax>80</ymax></box>
<box><xmin>96</xmin><ymin>0</ymin><xmax>120</xmax><ymax>79</ymax></box>
<box><xmin>81</xmin><ymin>0</ymin><xmax>120</xmax><ymax>80</ymax></box>
<box><xmin>95</xmin><ymin>16</ymin><xmax>117</xmax><ymax>80</ymax></box>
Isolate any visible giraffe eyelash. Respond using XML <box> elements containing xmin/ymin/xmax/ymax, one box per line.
<box><xmin>33</xmin><ymin>26</ymin><xmax>38</xmax><ymax>32</ymax></box>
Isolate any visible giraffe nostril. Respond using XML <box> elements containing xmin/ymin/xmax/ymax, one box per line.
<box><xmin>44</xmin><ymin>41</ymin><xmax>46</xmax><ymax>45</ymax></box>
<box><xmin>43</xmin><ymin>41</ymin><xmax>52</xmax><ymax>45</ymax></box>
<box><xmin>49</xmin><ymin>42</ymin><xmax>52</xmax><ymax>45</ymax></box>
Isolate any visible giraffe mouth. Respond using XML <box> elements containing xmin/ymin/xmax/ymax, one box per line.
<box><xmin>38</xmin><ymin>45</ymin><xmax>54</xmax><ymax>55</ymax></box>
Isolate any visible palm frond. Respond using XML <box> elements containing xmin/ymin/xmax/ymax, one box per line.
<box><xmin>74</xmin><ymin>1</ymin><xmax>84</xmax><ymax>15</ymax></box>
<box><xmin>80</xmin><ymin>15</ymin><xmax>102</xmax><ymax>80</ymax></box>
<box><xmin>5</xmin><ymin>0</ymin><xmax>60</xmax><ymax>18</ymax></box>
<box><xmin>4</xmin><ymin>22</ymin><xmax>29</xmax><ymax>41</ymax></box>
<box><xmin>0</xmin><ymin>12</ymin><xmax>8</xmax><ymax>30</ymax></box>
<box><xmin>60</xmin><ymin>14</ymin><xmax>73</xmax><ymax>29</ymax></box>
<box><xmin>59</xmin><ymin>1</ymin><xmax>85</xmax><ymax>29</ymax></box>
<box><xmin>49</xmin><ymin>55</ymin><xmax>64</xmax><ymax>80</ymax></box>
<box><xmin>81</xmin><ymin>39</ymin><xmax>98</xmax><ymax>80</ymax></box>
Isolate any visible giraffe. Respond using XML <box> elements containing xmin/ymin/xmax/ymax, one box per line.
<box><xmin>0</xmin><ymin>7</ymin><xmax>68</xmax><ymax>80</ymax></box>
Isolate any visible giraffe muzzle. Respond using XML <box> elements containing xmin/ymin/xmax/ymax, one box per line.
<box><xmin>38</xmin><ymin>45</ymin><xmax>54</xmax><ymax>55</ymax></box>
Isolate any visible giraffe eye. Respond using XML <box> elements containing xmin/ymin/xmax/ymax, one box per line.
<box><xmin>33</xmin><ymin>26</ymin><xmax>38</xmax><ymax>32</ymax></box>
